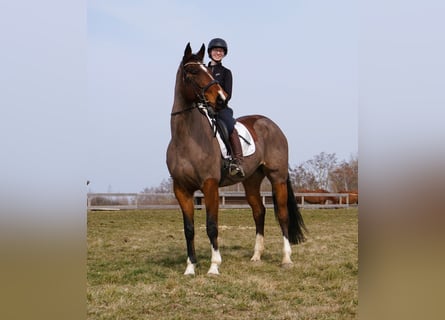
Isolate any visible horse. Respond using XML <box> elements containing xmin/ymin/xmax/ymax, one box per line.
<box><xmin>166</xmin><ymin>43</ymin><xmax>307</xmax><ymax>275</ymax></box>
<box><xmin>338</xmin><ymin>190</ymin><xmax>358</xmax><ymax>205</ymax></box>
<box><xmin>296</xmin><ymin>189</ymin><xmax>338</xmax><ymax>205</ymax></box>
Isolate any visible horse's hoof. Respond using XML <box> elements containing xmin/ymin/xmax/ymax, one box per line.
<box><xmin>207</xmin><ymin>269</ymin><xmax>220</xmax><ymax>275</ymax></box>
<box><xmin>207</xmin><ymin>264</ymin><xmax>220</xmax><ymax>275</ymax></box>
<box><xmin>184</xmin><ymin>263</ymin><xmax>196</xmax><ymax>275</ymax></box>
<box><xmin>250</xmin><ymin>256</ymin><xmax>263</xmax><ymax>264</ymax></box>
<box><xmin>250</xmin><ymin>255</ymin><xmax>261</xmax><ymax>262</ymax></box>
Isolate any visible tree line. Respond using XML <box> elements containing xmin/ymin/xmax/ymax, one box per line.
<box><xmin>142</xmin><ymin>152</ymin><xmax>358</xmax><ymax>194</ymax></box>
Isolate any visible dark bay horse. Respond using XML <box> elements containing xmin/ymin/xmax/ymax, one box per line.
<box><xmin>167</xmin><ymin>43</ymin><xmax>306</xmax><ymax>275</ymax></box>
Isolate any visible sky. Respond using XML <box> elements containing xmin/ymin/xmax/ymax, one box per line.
<box><xmin>86</xmin><ymin>0</ymin><xmax>358</xmax><ymax>193</ymax></box>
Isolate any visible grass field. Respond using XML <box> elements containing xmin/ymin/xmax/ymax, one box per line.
<box><xmin>87</xmin><ymin>208</ymin><xmax>357</xmax><ymax>319</ymax></box>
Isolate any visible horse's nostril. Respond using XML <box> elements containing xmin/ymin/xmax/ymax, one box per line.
<box><xmin>216</xmin><ymin>96</ymin><xmax>226</xmax><ymax>106</ymax></box>
<box><xmin>216</xmin><ymin>96</ymin><xmax>226</xmax><ymax>110</ymax></box>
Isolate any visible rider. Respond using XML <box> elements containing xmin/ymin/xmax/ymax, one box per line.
<box><xmin>207</xmin><ymin>37</ymin><xmax>245</xmax><ymax>177</ymax></box>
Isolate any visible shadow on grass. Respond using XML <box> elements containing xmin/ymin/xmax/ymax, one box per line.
<box><xmin>220</xmin><ymin>244</ymin><xmax>253</xmax><ymax>260</ymax></box>
<box><xmin>146</xmin><ymin>248</ymin><xmax>187</xmax><ymax>267</ymax></box>
<box><xmin>144</xmin><ymin>243</ymin><xmax>258</xmax><ymax>275</ymax></box>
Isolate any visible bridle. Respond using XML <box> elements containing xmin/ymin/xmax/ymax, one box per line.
<box><xmin>171</xmin><ymin>61</ymin><xmax>220</xmax><ymax>116</ymax></box>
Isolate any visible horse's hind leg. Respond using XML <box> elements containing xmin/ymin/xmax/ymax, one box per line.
<box><xmin>173</xmin><ymin>182</ymin><xmax>197</xmax><ymax>275</ymax></box>
<box><xmin>202</xmin><ymin>178</ymin><xmax>222</xmax><ymax>275</ymax></box>
<box><xmin>272</xmin><ymin>181</ymin><xmax>294</xmax><ymax>266</ymax></box>
<box><xmin>243</xmin><ymin>172</ymin><xmax>266</xmax><ymax>262</ymax></box>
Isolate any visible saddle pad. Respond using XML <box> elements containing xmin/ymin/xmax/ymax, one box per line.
<box><xmin>201</xmin><ymin>106</ymin><xmax>256</xmax><ymax>159</ymax></box>
<box><xmin>216</xmin><ymin>122</ymin><xmax>256</xmax><ymax>159</ymax></box>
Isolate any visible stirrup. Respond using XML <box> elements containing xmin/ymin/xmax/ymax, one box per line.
<box><xmin>229</xmin><ymin>162</ymin><xmax>245</xmax><ymax>177</ymax></box>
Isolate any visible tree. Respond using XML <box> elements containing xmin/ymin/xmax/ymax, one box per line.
<box><xmin>290</xmin><ymin>152</ymin><xmax>338</xmax><ymax>190</ymax></box>
<box><xmin>306</xmin><ymin>152</ymin><xmax>338</xmax><ymax>190</ymax></box>
<box><xmin>329</xmin><ymin>155</ymin><xmax>358</xmax><ymax>192</ymax></box>
<box><xmin>141</xmin><ymin>177</ymin><xmax>173</xmax><ymax>193</ymax></box>
<box><xmin>145</xmin><ymin>152</ymin><xmax>358</xmax><ymax>194</ymax></box>
<box><xmin>290</xmin><ymin>163</ymin><xmax>317</xmax><ymax>190</ymax></box>
<box><xmin>157</xmin><ymin>177</ymin><xmax>173</xmax><ymax>193</ymax></box>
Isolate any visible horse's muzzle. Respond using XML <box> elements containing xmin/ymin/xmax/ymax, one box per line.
<box><xmin>215</xmin><ymin>95</ymin><xmax>227</xmax><ymax>111</ymax></box>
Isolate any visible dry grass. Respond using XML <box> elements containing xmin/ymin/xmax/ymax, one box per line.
<box><xmin>87</xmin><ymin>208</ymin><xmax>357</xmax><ymax>319</ymax></box>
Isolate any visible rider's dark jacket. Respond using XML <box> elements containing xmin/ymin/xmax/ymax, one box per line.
<box><xmin>208</xmin><ymin>62</ymin><xmax>233</xmax><ymax>103</ymax></box>
<box><xmin>208</xmin><ymin>61</ymin><xmax>236</xmax><ymax>133</ymax></box>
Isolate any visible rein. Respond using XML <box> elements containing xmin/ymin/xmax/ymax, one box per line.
<box><xmin>170</xmin><ymin>102</ymin><xmax>218</xmax><ymax>136</ymax></box>
<box><xmin>170</xmin><ymin>103</ymin><xmax>199</xmax><ymax>116</ymax></box>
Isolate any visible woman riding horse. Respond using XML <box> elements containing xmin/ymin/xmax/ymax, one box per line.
<box><xmin>207</xmin><ymin>37</ymin><xmax>245</xmax><ymax>177</ymax></box>
<box><xmin>167</xmin><ymin>43</ymin><xmax>306</xmax><ymax>275</ymax></box>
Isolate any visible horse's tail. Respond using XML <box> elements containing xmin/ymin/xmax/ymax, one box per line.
<box><xmin>285</xmin><ymin>176</ymin><xmax>307</xmax><ymax>244</ymax></box>
<box><xmin>271</xmin><ymin>176</ymin><xmax>307</xmax><ymax>244</ymax></box>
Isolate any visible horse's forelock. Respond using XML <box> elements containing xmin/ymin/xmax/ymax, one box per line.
<box><xmin>183</xmin><ymin>54</ymin><xmax>203</xmax><ymax>65</ymax></box>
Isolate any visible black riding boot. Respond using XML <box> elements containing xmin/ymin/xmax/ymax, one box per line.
<box><xmin>229</xmin><ymin>128</ymin><xmax>245</xmax><ymax>177</ymax></box>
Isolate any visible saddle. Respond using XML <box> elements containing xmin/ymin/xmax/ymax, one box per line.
<box><xmin>199</xmin><ymin>105</ymin><xmax>255</xmax><ymax>159</ymax></box>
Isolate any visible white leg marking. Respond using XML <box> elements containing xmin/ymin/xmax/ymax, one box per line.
<box><xmin>282</xmin><ymin>236</ymin><xmax>293</xmax><ymax>265</ymax></box>
<box><xmin>251</xmin><ymin>234</ymin><xmax>264</xmax><ymax>261</ymax></box>
<box><xmin>207</xmin><ymin>246</ymin><xmax>222</xmax><ymax>275</ymax></box>
<box><xmin>184</xmin><ymin>258</ymin><xmax>195</xmax><ymax>276</ymax></box>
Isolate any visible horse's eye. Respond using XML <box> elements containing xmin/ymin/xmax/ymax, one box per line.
<box><xmin>185</xmin><ymin>67</ymin><xmax>198</xmax><ymax>75</ymax></box>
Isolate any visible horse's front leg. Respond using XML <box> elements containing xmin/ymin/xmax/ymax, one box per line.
<box><xmin>202</xmin><ymin>179</ymin><xmax>221</xmax><ymax>275</ymax></box>
<box><xmin>174</xmin><ymin>182</ymin><xmax>197</xmax><ymax>275</ymax></box>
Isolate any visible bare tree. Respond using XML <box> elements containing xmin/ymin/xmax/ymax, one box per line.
<box><xmin>329</xmin><ymin>154</ymin><xmax>358</xmax><ymax>192</ymax></box>
<box><xmin>145</xmin><ymin>153</ymin><xmax>358</xmax><ymax>195</ymax></box>
<box><xmin>157</xmin><ymin>178</ymin><xmax>174</xmax><ymax>193</ymax></box>
<box><xmin>306</xmin><ymin>152</ymin><xmax>338</xmax><ymax>190</ymax></box>
<box><xmin>290</xmin><ymin>152</ymin><xmax>338</xmax><ymax>190</ymax></box>
<box><xmin>142</xmin><ymin>177</ymin><xmax>173</xmax><ymax>193</ymax></box>
<box><xmin>290</xmin><ymin>163</ymin><xmax>318</xmax><ymax>190</ymax></box>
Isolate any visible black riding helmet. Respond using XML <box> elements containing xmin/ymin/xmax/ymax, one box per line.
<box><xmin>207</xmin><ymin>38</ymin><xmax>228</xmax><ymax>57</ymax></box>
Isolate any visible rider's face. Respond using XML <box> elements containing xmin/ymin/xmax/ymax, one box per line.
<box><xmin>210</xmin><ymin>48</ymin><xmax>225</xmax><ymax>62</ymax></box>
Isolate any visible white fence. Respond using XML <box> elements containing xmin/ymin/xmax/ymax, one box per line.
<box><xmin>87</xmin><ymin>192</ymin><xmax>356</xmax><ymax>211</ymax></box>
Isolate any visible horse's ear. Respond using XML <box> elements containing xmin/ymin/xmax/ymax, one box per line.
<box><xmin>197</xmin><ymin>43</ymin><xmax>205</xmax><ymax>61</ymax></box>
<box><xmin>184</xmin><ymin>42</ymin><xmax>192</xmax><ymax>58</ymax></box>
